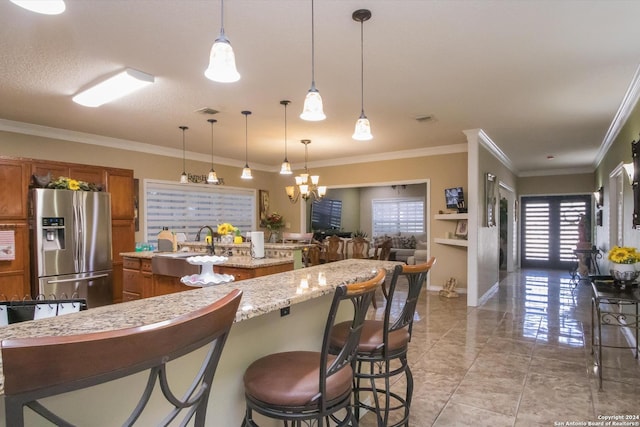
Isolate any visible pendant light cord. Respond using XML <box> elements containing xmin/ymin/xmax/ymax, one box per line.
<box><xmin>284</xmin><ymin>103</ymin><xmax>288</xmax><ymax>159</ymax></box>
<box><xmin>220</xmin><ymin>0</ymin><xmax>225</xmax><ymax>32</ymax></box>
<box><xmin>359</xmin><ymin>19</ymin><xmax>364</xmax><ymax>114</ymax></box>
<box><xmin>311</xmin><ymin>0</ymin><xmax>316</xmax><ymax>86</ymax></box>
<box><xmin>245</xmin><ymin>114</ymin><xmax>248</xmax><ymax>165</ymax></box>
<box><xmin>209</xmin><ymin>119</ymin><xmax>216</xmax><ymax>167</ymax></box>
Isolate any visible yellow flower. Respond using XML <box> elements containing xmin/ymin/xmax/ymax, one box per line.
<box><xmin>67</xmin><ymin>179</ymin><xmax>80</xmax><ymax>191</ymax></box>
<box><xmin>607</xmin><ymin>246</ymin><xmax>640</xmax><ymax>264</ymax></box>
<box><xmin>217</xmin><ymin>223</ymin><xmax>236</xmax><ymax>235</ymax></box>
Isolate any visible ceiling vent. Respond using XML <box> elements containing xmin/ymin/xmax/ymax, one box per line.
<box><xmin>195</xmin><ymin>107</ymin><xmax>219</xmax><ymax>115</ymax></box>
<box><xmin>415</xmin><ymin>115</ymin><xmax>434</xmax><ymax>123</ymax></box>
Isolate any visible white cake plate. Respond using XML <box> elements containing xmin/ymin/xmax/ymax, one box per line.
<box><xmin>180</xmin><ymin>255</ymin><xmax>235</xmax><ymax>287</ymax></box>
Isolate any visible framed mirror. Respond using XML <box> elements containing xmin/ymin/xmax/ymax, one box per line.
<box><xmin>485</xmin><ymin>173</ymin><xmax>497</xmax><ymax>227</ymax></box>
<box><xmin>632</xmin><ymin>137</ymin><xmax>640</xmax><ymax>228</ymax></box>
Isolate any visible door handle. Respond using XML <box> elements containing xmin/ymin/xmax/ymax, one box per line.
<box><xmin>47</xmin><ymin>274</ymin><xmax>109</xmax><ymax>284</ymax></box>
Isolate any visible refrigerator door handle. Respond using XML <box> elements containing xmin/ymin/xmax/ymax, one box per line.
<box><xmin>46</xmin><ymin>274</ymin><xmax>109</xmax><ymax>284</ymax></box>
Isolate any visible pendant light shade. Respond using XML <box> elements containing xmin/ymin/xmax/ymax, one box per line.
<box><xmin>205</xmin><ymin>0</ymin><xmax>240</xmax><ymax>83</ymax></box>
<box><xmin>280</xmin><ymin>100</ymin><xmax>293</xmax><ymax>175</ymax></box>
<box><xmin>241</xmin><ymin>110</ymin><xmax>253</xmax><ymax>180</ymax></box>
<box><xmin>352</xmin><ymin>9</ymin><xmax>373</xmax><ymax>141</ymax></box>
<box><xmin>10</xmin><ymin>0</ymin><xmax>65</xmax><ymax>15</ymax></box>
<box><xmin>300</xmin><ymin>0</ymin><xmax>326</xmax><ymax>121</ymax></box>
<box><xmin>179</xmin><ymin>126</ymin><xmax>189</xmax><ymax>184</ymax></box>
<box><xmin>207</xmin><ymin>119</ymin><xmax>219</xmax><ymax>184</ymax></box>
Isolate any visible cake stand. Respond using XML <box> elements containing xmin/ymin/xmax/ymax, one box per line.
<box><xmin>180</xmin><ymin>255</ymin><xmax>235</xmax><ymax>287</ymax></box>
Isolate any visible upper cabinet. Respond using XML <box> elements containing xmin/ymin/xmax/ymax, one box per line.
<box><xmin>31</xmin><ymin>160</ymin><xmax>105</xmax><ymax>188</ymax></box>
<box><xmin>0</xmin><ymin>158</ymin><xmax>31</xmax><ymax>220</ymax></box>
<box><xmin>106</xmin><ymin>168</ymin><xmax>134</xmax><ymax>220</ymax></box>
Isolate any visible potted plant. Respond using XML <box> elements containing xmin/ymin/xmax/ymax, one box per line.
<box><xmin>607</xmin><ymin>245</ymin><xmax>640</xmax><ymax>282</ymax></box>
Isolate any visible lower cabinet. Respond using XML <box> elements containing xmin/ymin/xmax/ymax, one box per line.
<box><xmin>122</xmin><ymin>256</ymin><xmax>294</xmax><ymax>301</ymax></box>
<box><xmin>122</xmin><ymin>257</ymin><xmax>152</xmax><ymax>301</ymax></box>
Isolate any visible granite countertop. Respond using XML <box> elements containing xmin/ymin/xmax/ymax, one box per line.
<box><xmin>180</xmin><ymin>241</ymin><xmax>311</xmax><ymax>250</ymax></box>
<box><xmin>120</xmin><ymin>252</ymin><xmax>294</xmax><ymax>268</ymax></box>
<box><xmin>0</xmin><ymin>259</ymin><xmax>401</xmax><ymax>395</ymax></box>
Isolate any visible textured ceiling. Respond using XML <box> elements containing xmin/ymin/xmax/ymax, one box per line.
<box><xmin>2</xmin><ymin>0</ymin><xmax>640</xmax><ymax>175</ymax></box>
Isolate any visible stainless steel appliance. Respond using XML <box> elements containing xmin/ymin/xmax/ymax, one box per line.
<box><xmin>31</xmin><ymin>188</ymin><xmax>113</xmax><ymax>307</ymax></box>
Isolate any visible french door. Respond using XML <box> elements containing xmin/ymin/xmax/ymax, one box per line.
<box><xmin>520</xmin><ymin>195</ymin><xmax>591</xmax><ymax>270</ymax></box>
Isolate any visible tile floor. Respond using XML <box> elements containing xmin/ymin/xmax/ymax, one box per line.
<box><xmin>359</xmin><ymin>268</ymin><xmax>640</xmax><ymax>427</ymax></box>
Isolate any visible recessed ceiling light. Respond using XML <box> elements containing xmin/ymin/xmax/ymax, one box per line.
<box><xmin>72</xmin><ymin>68</ymin><xmax>154</xmax><ymax>108</ymax></box>
<box><xmin>10</xmin><ymin>0</ymin><xmax>66</xmax><ymax>15</ymax></box>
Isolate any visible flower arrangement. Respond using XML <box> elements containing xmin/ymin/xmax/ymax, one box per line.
<box><xmin>217</xmin><ymin>223</ymin><xmax>236</xmax><ymax>235</ymax></box>
<box><xmin>607</xmin><ymin>246</ymin><xmax>640</xmax><ymax>264</ymax></box>
<box><xmin>46</xmin><ymin>176</ymin><xmax>101</xmax><ymax>191</ymax></box>
<box><xmin>264</xmin><ymin>212</ymin><xmax>285</xmax><ymax>231</ymax></box>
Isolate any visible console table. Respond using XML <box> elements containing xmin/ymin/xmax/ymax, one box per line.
<box><xmin>590</xmin><ymin>276</ymin><xmax>639</xmax><ymax>390</ymax></box>
<box><xmin>571</xmin><ymin>248</ymin><xmax>602</xmax><ymax>286</ymax></box>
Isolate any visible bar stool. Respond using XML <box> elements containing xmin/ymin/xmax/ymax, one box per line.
<box><xmin>330</xmin><ymin>258</ymin><xmax>436</xmax><ymax>426</ymax></box>
<box><xmin>1</xmin><ymin>289</ymin><xmax>242</xmax><ymax>427</ymax></box>
<box><xmin>242</xmin><ymin>269</ymin><xmax>385</xmax><ymax>426</ymax></box>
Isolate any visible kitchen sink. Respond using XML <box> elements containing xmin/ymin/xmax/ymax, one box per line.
<box><xmin>154</xmin><ymin>251</ymin><xmax>205</xmax><ymax>258</ymax></box>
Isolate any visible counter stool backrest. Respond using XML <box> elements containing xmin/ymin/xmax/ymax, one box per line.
<box><xmin>2</xmin><ymin>289</ymin><xmax>242</xmax><ymax>427</ymax></box>
<box><xmin>386</xmin><ymin>257</ymin><xmax>436</xmax><ymax>347</ymax></box>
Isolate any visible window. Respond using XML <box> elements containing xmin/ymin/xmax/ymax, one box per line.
<box><xmin>311</xmin><ymin>198</ymin><xmax>342</xmax><ymax>230</ymax></box>
<box><xmin>372</xmin><ymin>197</ymin><xmax>424</xmax><ymax>235</ymax></box>
<box><xmin>144</xmin><ymin>180</ymin><xmax>256</xmax><ymax>245</ymax></box>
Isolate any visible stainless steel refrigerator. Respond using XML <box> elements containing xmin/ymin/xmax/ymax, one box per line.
<box><xmin>31</xmin><ymin>188</ymin><xmax>113</xmax><ymax>307</ymax></box>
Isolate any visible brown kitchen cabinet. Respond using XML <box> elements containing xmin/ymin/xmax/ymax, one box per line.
<box><xmin>122</xmin><ymin>257</ymin><xmax>153</xmax><ymax>301</ymax></box>
<box><xmin>31</xmin><ymin>160</ymin><xmax>106</xmax><ymax>189</ymax></box>
<box><xmin>152</xmin><ymin>274</ymin><xmax>192</xmax><ymax>297</ymax></box>
<box><xmin>215</xmin><ymin>263</ymin><xmax>293</xmax><ymax>281</ymax></box>
<box><xmin>0</xmin><ymin>158</ymin><xmax>30</xmax><ymax>220</ymax></box>
<box><xmin>0</xmin><ymin>222</ymin><xmax>30</xmax><ymax>299</ymax></box>
<box><xmin>106</xmin><ymin>168</ymin><xmax>134</xmax><ymax>220</ymax></box>
<box><xmin>112</xmin><ymin>220</ymin><xmax>135</xmax><ymax>303</ymax></box>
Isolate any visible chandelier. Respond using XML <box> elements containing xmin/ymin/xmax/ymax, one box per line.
<box><xmin>285</xmin><ymin>139</ymin><xmax>326</xmax><ymax>203</ymax></box>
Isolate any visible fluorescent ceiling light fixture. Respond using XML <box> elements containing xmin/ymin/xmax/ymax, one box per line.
<box><xmin>10</xmin><ymin>0</ymin><xmax>65</xmax><ymax>15</ymax></box>
<box><xmin>72</xmin><ymin>68</ymin><xmax>154</xmax><ymax>108</ymax></box>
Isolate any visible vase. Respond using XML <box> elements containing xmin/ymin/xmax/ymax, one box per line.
<box><xmin>610</xmin><ymin>263</ymin><xmax>639</xmax><ymax>282</ymax></box>
<box><xmin>221</xmin><ymin>234</ymin><xmax>234</xmax><ymax>245</ymax></box>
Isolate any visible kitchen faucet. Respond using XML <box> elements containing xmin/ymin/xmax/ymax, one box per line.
<box><xmin>195</xmin><ymin>225</ymin><xmax>216</xmax><ymax>255</ymax></box>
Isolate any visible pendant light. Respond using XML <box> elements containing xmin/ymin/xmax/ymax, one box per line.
<box><xmin>204</xmin><ymin>0</ymin><xmax>240</xmax><ymax>83</ymax></box>
<box><xmin>280</xmin><ymin>100</ymin><xmax>293</xmax><ymax>174</ymax></box>
<box><xmin>179</xmin><ymin>126</ymin><xmax>189</xmax><ymax>184</ymax></box>
<box><xmin>206</xmin><ymin>119</ymin><xmax>219</xmax><ymax>184</ymax></box>
<box><xmin>300</xmin><ymin>0</ymin><xmax>326</xmax><ymax>121</ymax></box>
<box><xmin>352</xmin><ymin>9</ymin><xmax>373</xmax><ymax>141</ymax></box>
<box><xmin>241</xmin><ymin>110</ymin><xmax>253</xmax><ymax>180</ymax></box>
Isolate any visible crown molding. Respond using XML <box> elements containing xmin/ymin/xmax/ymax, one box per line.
<box><xmin>517</xmin><ymin>166</ymin><xmax>595</xmax><ymax>177</ymax></box>
<box><xmin>0</xmin><ymin>118</ymin><xmax>272</xmax><ymax>171</ymax></box>
<box><xmin>463</xmin><ymin>128</ymin><xmax>516</xmax><ymax>174</ymax></box>
<box><xmin>594</xmin><ymin>63</ymin><xmax>640</xmax><ymax>168</ymax></box>
<box><xmin>1</xmin><ymin>118</ymin><xmax>467</xmax><ymax>172</ymax></box>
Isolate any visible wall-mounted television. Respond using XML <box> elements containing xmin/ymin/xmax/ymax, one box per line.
<box><xmin>445</xmin><ymin>187</ymin><xmax>464</xmax><ymax>210</ymax></box>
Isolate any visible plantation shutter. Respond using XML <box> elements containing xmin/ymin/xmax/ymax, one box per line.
<box><xmin>144</xmin><ymin>180</ymin><xmax>255</xmax><ymax>246</ymax></box>
<box><xmin>372</xmin><ymin>198</ymin><xmax>424</xmax><ymax>236</ymax></box>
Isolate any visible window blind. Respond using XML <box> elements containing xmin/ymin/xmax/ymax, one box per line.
<box><xmin>372</xmin><ymin>198</ymin><xmax>425</xmax><ymax>235</ymax></box>
<box><xmin>144</xmin><ymin>180</ymin><xmax>256</xmax><ymax>245</ymax></box>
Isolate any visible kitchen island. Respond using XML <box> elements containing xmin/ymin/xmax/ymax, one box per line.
<box><xmin>121</xmin><ymin>251</ymin><xmax>295</xmax><ymax>301</ymax></box>
<box><xmin>0</xmin><ymin>259</ymin><xmax>400</xmax><ymax>426</ymax></box>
